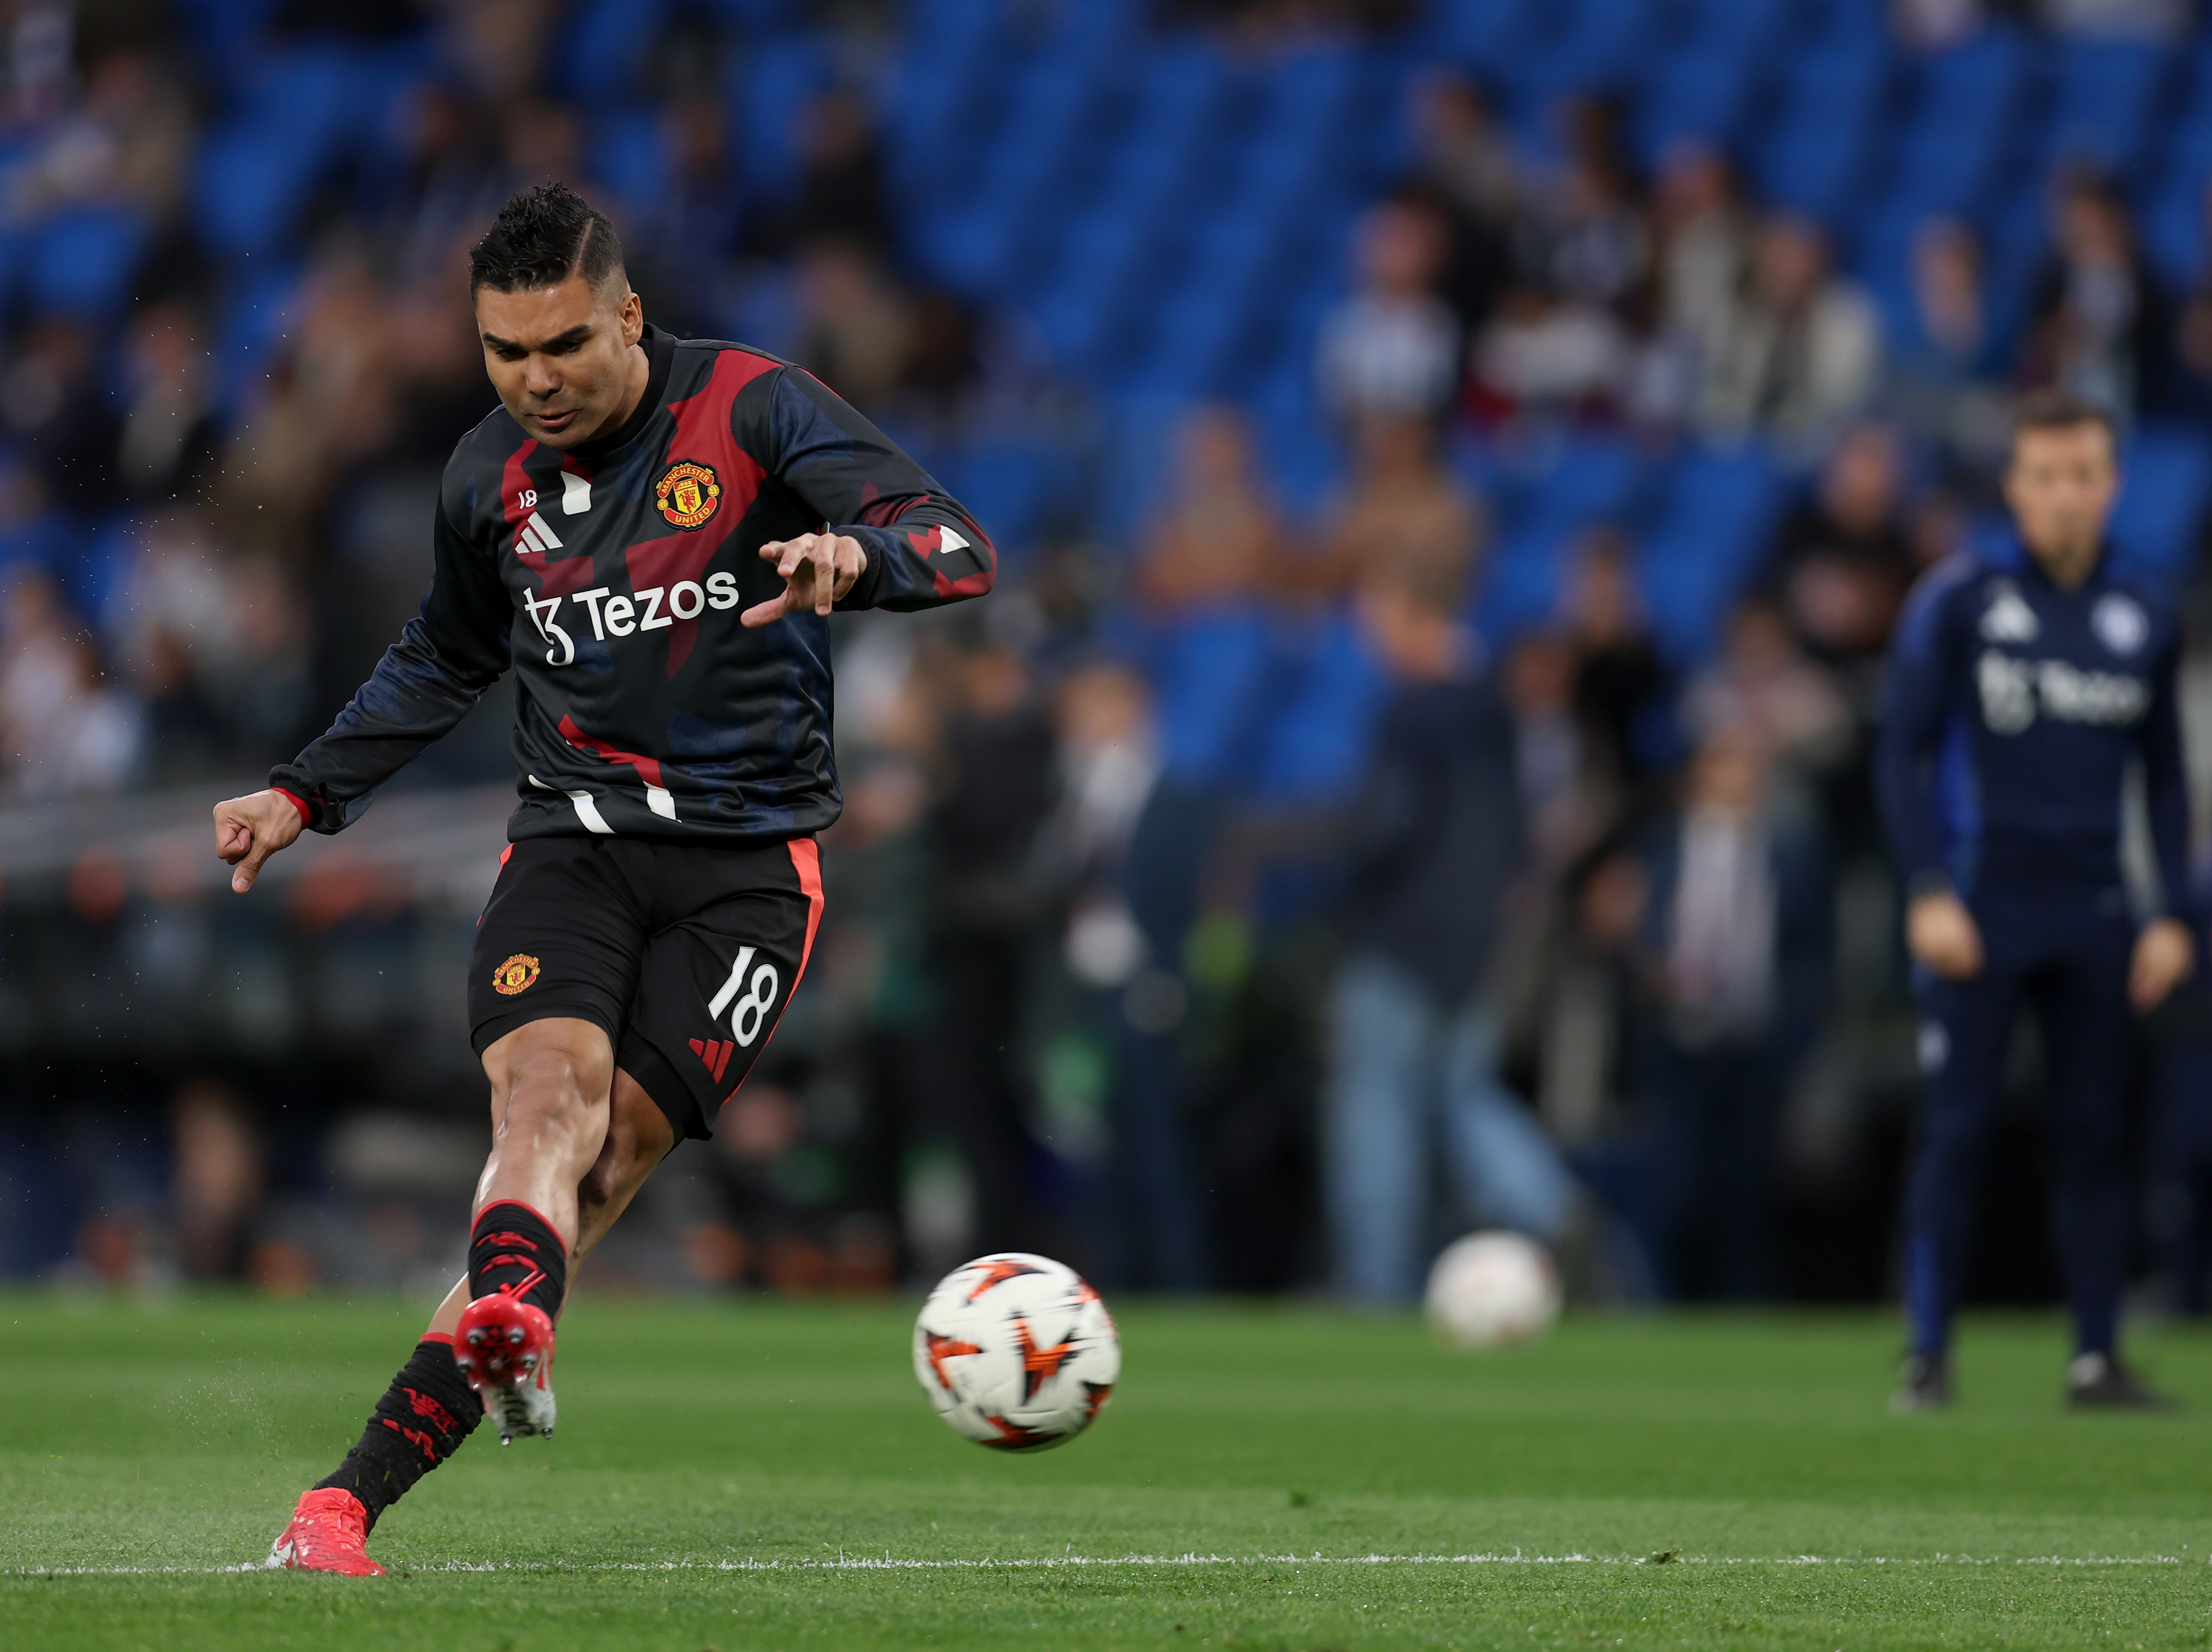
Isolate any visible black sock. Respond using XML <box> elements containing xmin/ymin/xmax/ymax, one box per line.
<box><xmin>467</xmin><ymin>1200</ymin><xmax>568</xmax><ymax>1318</ymax></box>
<box><xmin>314</xmin><ymin>1337</ymin><xmax>483</xmax><ymax>1530</ymax></box>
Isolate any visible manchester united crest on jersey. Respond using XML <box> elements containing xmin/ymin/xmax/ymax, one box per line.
<box><xmin>655</xmin><ymin>461</ymin><xmax>721</xmax><ymax>529</ymax></box>
<box><xmin>491</xmin><ymin>954</ymin><xmax>540</xmax><ymax>996</ymax></box>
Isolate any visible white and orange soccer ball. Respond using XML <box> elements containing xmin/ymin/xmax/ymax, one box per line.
<box><xmin>912</xmin><ymin>1252</ymin><xmax>1120</xmax><ymax>1451</ymax></box>
<box><xmin>1424</xmin><ymin>1230</ymin><xmax>1562</xmax><ymax>1349</ymax></box>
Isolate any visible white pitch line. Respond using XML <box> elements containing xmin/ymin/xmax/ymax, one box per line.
<box><xmin>7</xmin><ymin>1551</ymin><xmax>2204</xmax><ymax>1578</ymax></box>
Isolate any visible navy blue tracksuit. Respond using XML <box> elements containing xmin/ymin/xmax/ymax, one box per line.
<box><xmin>1876</xmin><ymin>539</ymin><xmax>2194</xmax><ymax>1358</ymax></box>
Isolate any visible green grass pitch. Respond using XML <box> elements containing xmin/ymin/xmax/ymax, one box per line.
<box><xmin>3</xmin><ymin>1293</ymin><xmax>2209</xmax><ymax>1649</ymax></box>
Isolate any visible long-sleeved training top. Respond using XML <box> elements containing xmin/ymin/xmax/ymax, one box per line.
<box><xmin>1875</xmin><ymin>536</ymin><xmax>2195</xmax><ymax>922</ymax></box>
<box><xmin>272</xmin><ymin>326</ymin><xmax>994</xmax><ymax>845</ymax></box>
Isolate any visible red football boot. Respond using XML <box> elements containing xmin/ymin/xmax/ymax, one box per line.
<box><xmin>454</xmin><ymin>1292</ymin><xmax>557</xmax><ymax>1443</ymax></box>
<box><xmin>266</xmin><ymin>1487</ymin><xmax>384</xmax><ymax>1576</ymax></box>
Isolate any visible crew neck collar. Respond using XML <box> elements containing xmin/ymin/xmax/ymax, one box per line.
<box><xmin>568</xmin><ymin>324</ymin><xmax>673</xmax><ymax>460</ymax></box>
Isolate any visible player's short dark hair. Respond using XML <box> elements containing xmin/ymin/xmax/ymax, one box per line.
<box><xmin>2011</xmin><ymin>389</ymin><xmax>2117</xmax><ymax>447</ymax></box>
<box><xmin>468</xmin><ymin>182</ymin><xmax>625</xmax><ymax>296</ymax></box>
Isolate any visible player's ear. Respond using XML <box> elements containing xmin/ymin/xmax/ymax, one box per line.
<box><xmin>618</xmin><ymin>286</ymin><xmax>642</xmax><ymax>347</ymax></box>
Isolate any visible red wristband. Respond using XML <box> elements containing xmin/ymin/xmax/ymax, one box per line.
<box><xmin>272</xmin><ymin>787</ymin><xmax>312</xmax><ymax>825</ymax></box>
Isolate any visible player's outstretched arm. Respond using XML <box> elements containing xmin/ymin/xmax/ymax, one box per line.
<box><xmin>755</xmin><ymin>368</ymin><xmax>994</xmax><ymax>616</ymax></box>
<box><xmin>213</xmin><ymin>788</ymin><xmax>307</xmax><ymax>894</ymax></box>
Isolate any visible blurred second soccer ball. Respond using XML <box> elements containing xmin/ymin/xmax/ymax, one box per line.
<box><xmin>1424</xmin><ymin>1231</ymin><xmax>1561</xmax><ymax>1349</ymax></box>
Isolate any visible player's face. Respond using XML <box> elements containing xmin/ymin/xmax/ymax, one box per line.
<box><xmin>2005</xmin><ymin>422</ymin><xmax>2120</xmax><ymax>570</ymax></box>
<box><xmin>475</xmin><ymin>275</ymin><xmax>645</xmax><ymax>448</ymax></box>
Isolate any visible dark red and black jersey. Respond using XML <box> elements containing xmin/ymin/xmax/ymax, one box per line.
<box><xmin>272</xmin><ymin>327</ymin><xmax>993</xmax><ymax>846</ymax></box>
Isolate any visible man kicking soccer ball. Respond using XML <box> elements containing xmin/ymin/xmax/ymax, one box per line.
<box><xmin>215</xmin><ymin>183</ymin><xmax>993</xmax><ymax>1575</ymax></box>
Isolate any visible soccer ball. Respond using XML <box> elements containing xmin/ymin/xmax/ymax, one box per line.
<box><xmin>1424</xmin><ymin>1231</ymin><xmax>1561</xmax><ymax>1349</ymax></box>
<box><xmin>912</xmin><ymin>1252</ymin><xmax>1120</xmax><ymax>1451</ymax></box>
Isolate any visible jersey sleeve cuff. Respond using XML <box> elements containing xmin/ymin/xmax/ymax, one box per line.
<box><xmin>272</xmin><ymin>786</ymin><xmax>313</xmax><ymax>825</ymax></box>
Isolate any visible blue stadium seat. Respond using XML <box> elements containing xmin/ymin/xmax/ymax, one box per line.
<box><xmin>726</xmin><ymin>35</ymin><xmax>834</xmax><ymax>201</ymax></box>
<box><xmin>23</xmin><ymin>210</ymin><xmax>147</xmax><ymax>322</ymax></box>
<box><xmin>1636</xmin><ymin>446</ymin><xmax>1786</xmax><ymax>660</ymax></box>
<box><xmin>2047</xmin><ymin>40</ymin><xmax>2175</xmax><ymax>182</ymax></box>
<box><xmin>1253</xmin><ymin>613</ymin><xmax>1391</xmax><ymax>802</ymax></box>
<box><xmin>2109</xmin><ymin>426</ymin><xmax>2212</xmax><ymax>584</ymax></box>
<box><xmin>1152</xmin><ymin>609</ymin><xmax>1277</xmax><ymax>787</ymax></box>
<box><xmin>1751</xmin><ymin>49</ymin><xmax>1889</xmax><ymax>221</ymax></box>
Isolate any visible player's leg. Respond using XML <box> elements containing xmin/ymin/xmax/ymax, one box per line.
<box><xmin>2035</xmin><ymin>914</ymin><xmax>2172</xmax><ymax>1408</ymax></box>
<box><xmin>1895</xmin><ymin>955</ymin><xmax>2017</xmax><ymax>1407</ymax></box>
<box><xmin>415</xmin><ymin>1064</ymin><xmax>680</xmax><ymax>1340</ymax></box>
<box><xmin>270</xmin><ymin>840</ymin><xmax>649</xmax><ymax>1570</ymax></box>
<box><xmin>270</xmin><ymin>1071</ymin><xmax>675</xmax><ymax>1574</ymax></box>
<box><xmin>1436</xmin><ymin>1000</ymin><xmax>1576</xmax><ymax>1245</ymax></box>
<box><xmin>1324</xmin><ymin>955</ymin><xmax>1438</xmax><ymax>1304</ymax></box>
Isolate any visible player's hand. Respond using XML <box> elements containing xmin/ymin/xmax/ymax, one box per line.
<box><xmin>213</xmin><ymin>789</ymin><xmax>305</xmax><ymax>895</ymax></box>
<box><xmin>742</xmin><ymin>533</ymin><xmax>865</xmax><ymax>628</ymax></box>
<box><xmin>2130</xmin><ymin>917</ymin><xmax>2196</xmax><ymax>1013</ymax></box>
<box><xmin>1906</xmin><ymin>889</ymin><xmax>1984</xmax><ymax>980</ymax></box>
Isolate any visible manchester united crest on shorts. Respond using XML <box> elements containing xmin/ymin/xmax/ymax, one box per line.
<box><xmin>655</xmin><ymin>461</ymin><xmax>721</xmax><ymax>529</ymax></box>
<box><xmin>491</xmin><ymin>954</ymin><xmax>541</xmax><ymax>996</ymax></box>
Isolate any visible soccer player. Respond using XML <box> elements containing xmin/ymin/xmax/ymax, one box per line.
<box><xmin>1877</xmin><ymin>392</ymin><xmax>2195</xmax><ymax>1412</ymax></box>
<box><xmin>214</xmin><ymin>184</ymin><xmax>994</xmax><ymax>1573</ymax></box>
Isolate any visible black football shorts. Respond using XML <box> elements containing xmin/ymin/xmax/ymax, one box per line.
<box><xmin>467</xmin><ymin>834</ymin><xmax>823</xmax><ymax>1143</ymax></box>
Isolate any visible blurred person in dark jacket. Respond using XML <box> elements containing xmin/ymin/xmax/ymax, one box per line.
<box><xmin>1324</xmin><ymin>567</ymin><xmax>1576</xmax><ymax>1303</ymax></box>
<box><xmin>1630</xmin><ymin>736</ymin><xmax>1830</xmax><ymax>1300</ymax></box>
<box><xmin>911</xmin><ymin>637</ymin><xmax>1061</xmax><ymax>1254</ymax></box>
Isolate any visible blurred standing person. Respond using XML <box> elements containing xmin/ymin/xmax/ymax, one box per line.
<box><xmin>1325</xmin><ymin>569</ymin><xmax>1577</xmax><ymax>1303</ymax></box>
<box><xmin>1316</xmin><ymin>197</ymin><xmax>1461</xmax><ymax>426</ymax></box>
<box><xmin>1888</xmin><ymin>218</ymin><xmax>2010</xmax><ymax>477</ymax></box>
<box><xmin>1560</xmin><ymin>528</ymin><xmax>1671</xmax><ymax>807</ymax></box>
<box><xmin>1404</xmin><ymin>71</ymin><xmax>1517</xmax><ymax>335</ymax></box>
<box><xmin>1634</xmin><ymin>737</ymin><xmax>1830</xmax><ymax>1300</ymax></box>
<box><xmin>1878</xmin><ymin>393</ymin><xmax>2197</xmax><ymax>1411</ymax></box>
<box><xmin>913</xmin><ymin>638</ymin><xmax>1061</xmax><ymax>1256</ymax></box>
<box><xmin>1699</xmin><ymin>216</ymin><xmax>1881</xmax><ymax>450</ymax></box>
<box><xmin>2026</xmin><ymin>174</ymin><xmax>2168</xmax><ymax>423</ymax></box>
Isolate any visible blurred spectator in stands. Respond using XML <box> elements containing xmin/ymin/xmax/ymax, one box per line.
<box><xmin>440</xmin><ymin>0</ymin><xmax>561</xmax><ymax>108</ymax></box>
<box><xmin>1632</xmin><ymin>735</ymin><xmax>1829</xmax><ymax>1300</ymax></box>
<box><xmin>1466</xmin><ymin>285</ymin><xmax>1632</xmax><ymax>428</ymax></box>
<box><xmin>9</xmin><ymin>48</ymin><xmax>193</xmax><ymax>219</ymax></box>
<box><xmin>1653</xmin><ymin>141</ymin><xmax>1751</xmax><ymax>355</ymax></box>
<box><xmin>1894</xmin><ymin>0</ymin><xmax>1983</xmax><ymax>49</ymax></box>
<box><xmin>1887</xmin><ymin>217</ymin><xmax>2010</xmax><ymax>479</ymax></box>
<box><xmin>792</xmin><ymin>242</ymin><xmax>911</xmax><ymax>411</ymax></box>
<box><xmin>222</xmin><ymin>251</ymin><xmax>400</xmax><ymax>559</ymax></box>
<box><xmin>0</xmin><ymin>569</ymin><xmax>137</xmax><ymax>797</ymax></box>
<box><xmin>116</xmin><ymin>303</ymin><xmax>218</xmax><ymax>507</ymax></box>
<box><xmin>1760</xmin><ymin>424</ymin><xmax>1919</xmax><ymax>674</ymax></box>
<box><xmin>783</xmin><ymin>86</ymin><xmax>891</xmax><ymax>257</ymax></box>
<box><xmin>911</xmin><ymin>638</ymin><xmax>1061</xmax><ymax>1255</ymax></box>
<box><xmin>1502</xmin><ymin>626</ymin><xmax>1611</xmax><ymax>875</ymax></box>
<box><xmin>1699</xmin><ymin>216</ymin><xmax>1881</xmax><ymax>449</ymax></box>
<box><xmin>1317</xmin><ymin>196</ymin><xmax>1460</xmax><ymax>425</ymax></box>
<box><xmin>1297</xmin><ymin>414</ymin><xmax>1483</xmax><ymax>605</ymax></box>
<box><xmin>1136</xmin><ymin>405</ymin><xmax>1283</xmax><ymax>613</ymax></box>
<box><xmin>622</xmin><ymin>95</ymin><xmax>746</xmax><ymax>339</ymax></box>
<box><xmin>2026</xmin><ymin>172</ymin><xmax>2169</xmax><ymax>423</ymax></box>
<box><xmin>171</xmin><ymin>1079</ymin><xmax>264</xmax><ymax>1280</ymax></box>
<box><xmin>1517</xmin><ymin>97</ymin><xmax>1649</xmax><ymax>315</ymax></box>
<box><xmin>1325</xmin><ymin>567</ymin><xmax>1576</xmax><ymax>1304</ymax></box>
<box><xmin>106</xmin><ymin>510</ymin><xmax>236</xmax><ymax>778</ymax></box>
<box><xmin>3</xmin><ymin>315</ymin><xmax>120</xmax><ymax>516</ymax></box>
<box><xmin>1681</xmin><ymin>596</ymin><xmax>1852</xmax><ymax>795</ymax></box>
<box><xmin>368</xmin><ymin>79</ymin><xmax>503</xmax><ymax>284</ymax></box>
<box><xmin>1405</xmin><ymin>71</ymin><xmax>1516</xmax><ymax>334</ymax></box>
<box><xmin>1560</xmin><ymin>528</ymin><xmax>1670</xmax><ymax>801</ymax></box>
<box><xmin>499</xmin><ymin>96</ymin><xmax>585</xmax><ymax>193</ymax></box>
<box><xmin>879</xmin><ymin>289</ymin><xmax>984</xmax><ymax>438</ymax></box>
